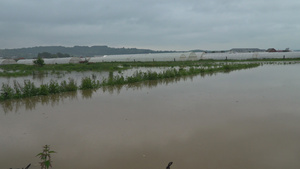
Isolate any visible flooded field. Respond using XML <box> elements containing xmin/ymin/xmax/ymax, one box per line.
<box><xmin>1</xmin><ymin>64</ymin><xmax>300</xmax><ymax>169</ymax></box>
<box><xmin>0</xmin><ymin>67</ymin><xmax>175</xmax><ymax>87</ymax></box>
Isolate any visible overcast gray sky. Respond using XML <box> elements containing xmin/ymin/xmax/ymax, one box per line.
<box><xmin>1</xmin><ymin>0</ymin><xmax>299</xmax><ymax>50</ymax></box>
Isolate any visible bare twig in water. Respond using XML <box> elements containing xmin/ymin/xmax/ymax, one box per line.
<box><xmin>166</xmin><ymin>162</ymin><xmax>173</xmax><ymax>169</ymax></box>
<box><xmin>9</xmin><ymin>163</ymin><xmax>31</xmax><ymax>169</ymax></box>
<box><xmin>25</xmin><ymin>163</ymin><xmax>31</xmax><ymax>169</ymax></box>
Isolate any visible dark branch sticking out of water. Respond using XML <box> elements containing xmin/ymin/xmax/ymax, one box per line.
<box><xmin>166</xmin><ymin>162</ymin><xmax>173</xmax><ymax>169</ymax></box>
<box><xmin>9</xmin><ymin>163</ymin><xmax>31</xmax><ymax>169</ymax></box>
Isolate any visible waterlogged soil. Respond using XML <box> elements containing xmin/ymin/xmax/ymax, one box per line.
<box><xmin>1</xmin><ymin>65</ymin><xmax>300</xmax><ymax>169</ymax></box>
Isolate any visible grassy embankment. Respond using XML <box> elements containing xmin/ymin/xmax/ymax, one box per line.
<box><xmin>0</xmin><ymin>63</ymin><xmax>260</xmax><ymax>101</ymax></box>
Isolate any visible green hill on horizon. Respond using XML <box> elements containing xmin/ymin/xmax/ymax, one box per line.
<box><xmin>0</xmin><ymin>45</ymin><xmax>175</xmax><ymax>58</ymax></box>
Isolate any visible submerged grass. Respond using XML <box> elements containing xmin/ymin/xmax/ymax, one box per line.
<box><xmin>101</xmin><ymin>63</ymin><xmax>259</xmax><ymax>86</ymax></box>
<box><xmin>0</xmin><ymin>63</ymin><xmax>125</xmax><ymax>77</ymax></box>
<box><xmin>0</xmin><ymin>63</ymin><xmax>259</xmax><ymax>101</ymax></box>
<box><xmin>79</xmin><ymin>74</ymin><xmax>101</xmax><ymax>90</ymax></box>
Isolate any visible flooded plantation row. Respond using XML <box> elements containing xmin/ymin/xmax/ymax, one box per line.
<box><xmin>0</xmin><ymin>67</ymin><xmax>183</xmax><ymax>88</ymax></box>
<box><xmin>1</xmin><ymin>60</ymin><xmax>299</xmax><ymax>87</ymax></box>
<box><xmin>0</xmin><ymin>63</ymin><xmax>259</xmax><ymax>101</ymax></box>
<box><xmin>1</xmin><ymin>64</ymin><xmax>300</xmax><ymax>169</ymax></box>
<box><xmin>1</xmin><ymin>76</ymin><xmax>202</xmax><ymax>114</ymax></box>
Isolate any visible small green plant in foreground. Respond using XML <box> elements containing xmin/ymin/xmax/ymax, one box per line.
<box><xmin>36</xmin><ymin>145</ymin><xmax>56</xmax><ymax>169</ymax></box>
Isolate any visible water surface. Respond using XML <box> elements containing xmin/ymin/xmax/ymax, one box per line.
<box><xmin>1</xmin><ymin>64</ymin><xmax>300</xmax><ymax>169</ymax></box>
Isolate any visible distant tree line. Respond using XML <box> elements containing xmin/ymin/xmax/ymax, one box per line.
<box><xmin>0</xmin><ymin>45</ymin><xmax>176</xmax><ymax>59</ymax></box>
<box><xmin>37</xmin><ymin>52</ymin><xmax>71</xmax><ymax>58</ymax></box>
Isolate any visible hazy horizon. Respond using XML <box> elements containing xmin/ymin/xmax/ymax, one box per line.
<box><xmin>1</xmin><ymin>45</ymin><xmax>298</xmax><ymax>52</ymax></box>
<box><xmin>1</xmin><ymin>0</ymin><xmax>300</xmax><ymax>51</ymax></box>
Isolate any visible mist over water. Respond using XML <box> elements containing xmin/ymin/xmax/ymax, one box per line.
<box><xmin>1</xmin><ymin>64</ymin><xmax>300</xmax><ymax>169</ymax></box>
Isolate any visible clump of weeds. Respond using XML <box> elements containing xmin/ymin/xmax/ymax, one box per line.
<box><xmin>36</xmin><ymin>145</ymin><xmax>56</xmax><ymax>169</ymax></box>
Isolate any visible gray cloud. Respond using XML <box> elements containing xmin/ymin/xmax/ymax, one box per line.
<box><xmin>1</xmin><ymin>0</ymin><xmax>300</xmax><ymax>50</ymax></box>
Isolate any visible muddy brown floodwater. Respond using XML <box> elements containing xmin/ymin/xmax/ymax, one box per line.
<box><xmin>1</xmin><ymin>64</ymin><xmax>300</xmax><ymax>169</ymax></box>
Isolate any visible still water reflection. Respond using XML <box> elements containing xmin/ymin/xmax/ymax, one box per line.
<box><xmin>1</xmin><ymin>73</ymin><xmax>210</xmax><ymax>114</ymax></box>
<box><xmin>1</xmin><ymin>65</ymin><xmax>300</xmax><ymax>169</ymax></box>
